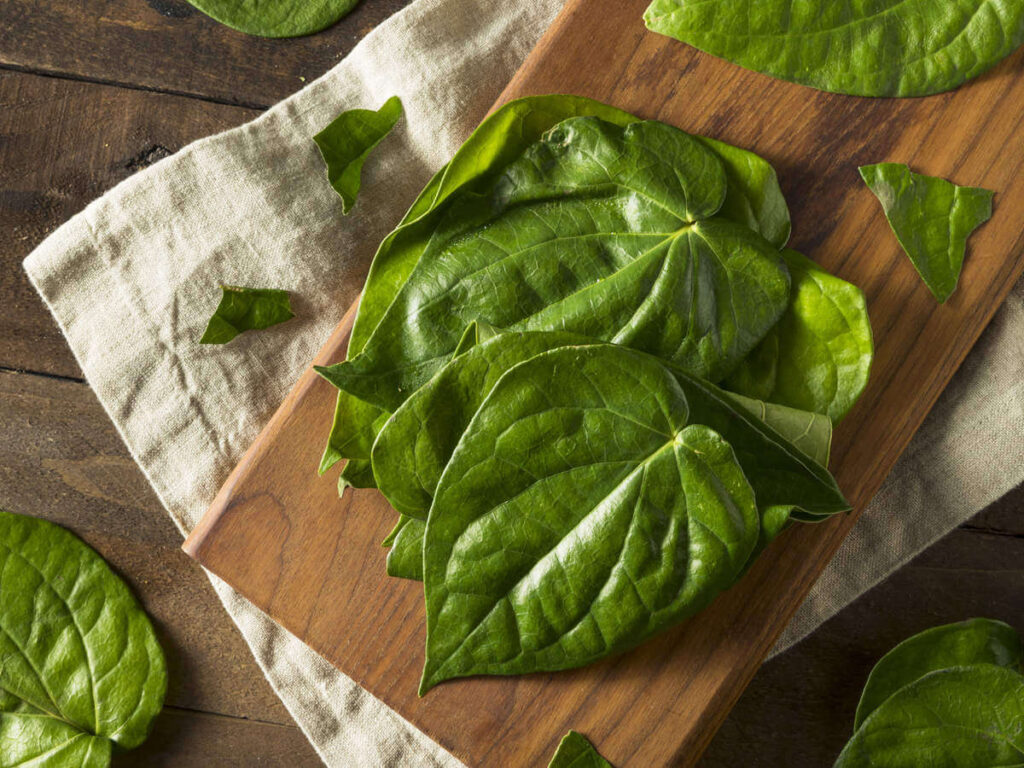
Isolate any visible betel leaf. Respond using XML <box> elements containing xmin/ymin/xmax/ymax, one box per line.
<box><xmin>200</xmin><ymin>285</ymin><xmax>294</xmax><ymax>345</ymax></box>
<box><xmin>644</xmin><ymin>0</ymin><xmax>1024</xmax><ymax>97</ymax></box>
<box><xmin>860</xmin><ymin>164</ymin><xmax>994</xmax><ymax>303</ymax></box>
<box><xmin>317</xmin><ymin>116</ymin><xmax>790</xmax><ymax>412</ymax></box>
<box><xmin>315</xmin><ymin>96</ymin><xmax>403</xmax><ymax>214</ymax></box>
<box><xmin>854</xmin><ymin>618</ymin><xmax>1023</xmax><ymax>730</ymax></box>
<box><xmin>0</xmin><ymin>510</ymin><xmax>166</xmax><ymax>764</ymax></box>
<box><xmin>372</xmin><ymin>330</ymin><xmax>588</xmax><ymax>516</ymax></box>
<box><xmin>320</xmin><ymin>94</ymin><xmax>790</xmax><ymax>473</ymax></box>
<box><xmin>835</xmin><ymin>665</ymin><xmax>1024</xmax><ymax>768</ymax></box>
<box><xmin>549</xmin><ymin>730</ymin><xmax>614</xmax><ymax>768</ymax></box>
<box><xmin>420</xmin><ymin>344</ymin><xmax>846</xmax><ymax>691</ymax></box>
<box><xmin>373</xmin><ymin>332</ymin><xmax>843</xmax><ymax>525</ymax></box>
<box><xmin>185</xmin><ymin>0</ymin><xmax>359</xmax><ymax>38</ymax></box>
<box><xmin>724</xmin><ymin>249</ymin><xmax>873</xmax><ymax>421</ymax></box>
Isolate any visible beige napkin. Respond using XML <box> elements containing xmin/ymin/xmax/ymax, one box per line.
<box><xmin>23</xmin><ymin>0</ymin><xmax>1024</xmax><ymax>763</ymax></box>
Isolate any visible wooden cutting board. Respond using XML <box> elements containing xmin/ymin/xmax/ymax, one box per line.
<box><xmin>183</xmin><ymin>1</ymin><xmax>1024</xmax><ymax>764</ymax></box>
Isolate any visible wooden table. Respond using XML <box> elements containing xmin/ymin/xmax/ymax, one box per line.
<box><xmin>0</xmin><ymin>2</ymin><xmax>1020</xmax><ymax>765</ymax></box>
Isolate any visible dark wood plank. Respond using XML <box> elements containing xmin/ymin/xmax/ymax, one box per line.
<box><xmin>0</xmin><ymin>69</ymin><xmax>258</xmax><ymax>379</ymax></box>
<box><xmin>0</xmin><ymin>0</ymin><xmax>413</xmax><ymax>107</ymax></box>
<box><xmin>183</xmin><ymin>0</ymin><xmax>1024</xmax><ymax>759</ymax></box>
<box><xmin>0</xmin><ymin>369</ymin><xmax>304</xmax><ymax>729</ymax></box>
<box><xmin>112</xmin><ymin>707</ymin><xmax>321</xmax><ymax>767</ymax></box>
<box><xmin>702</xmin><ymin>518</ymin><xmax>1024</xmax><ymax>767</ymax></box>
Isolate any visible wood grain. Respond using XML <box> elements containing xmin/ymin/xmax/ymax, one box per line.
<box><xmin>183</xmin><ymin>0</ymin><xmax>1024</xmax><ymax>765</ymax></box>
<box><xmin>0</xmin><ymin>0</ymin><xmax>413</xmax><ymax>107</ymax></box>
<box><xmin>0</xmin><ymin>69</ymin><xmax>257</xmax><ymax>379</ymax></box>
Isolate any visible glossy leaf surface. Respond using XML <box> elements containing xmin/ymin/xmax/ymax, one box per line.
<box><xmin>854</xmin><ymin>618</ymin><xmax>1023</xmax><ymax>729</ymax></box>
<box><xmin>185</xmin><ymin>0</ymin><xmax>359</xmax><ymax>38</ymax></box>
<box><xmin>644</xmin><ymin>0</ymin><xmax>1024</xmax><ymax>97</ymax></box>
<box><xmin>725</xmin><ymin>249</ymin><xmax>873</xmax><ymax>421</ymax></box>
<box><xmin>0</xmin><ymin>510</ymin><xmax>167</xmax><ymax>764</ymax></box>
<box><xmin>318</xmin><ymin>117</ymin><xmax>790</xmax><ymax>411</ymax></box>
<box><xmin>421</xmin><ymin>345</ymin><xmax>847</xmax><ymax>690</ymax></box>
<box><xmin>549</xmin><ymin>730</ymin><xmax>614</xmax><ymax>768</ymax></box>
<box><xmin>860</xmin><ymin>164</ymin><xmax>994</xmax><ymax>302</ymax></box>
<box><xmin>199</xmin><ymin>285</ymin><xmax>294</xmax><ymax>345</ymax></box>
<box><xmin>322</xmin><ymin>94</ymin><xmax>790</xmax><ymax>471</ymax></box>
<box><xmin>315</xmin><ymin>96</ymin><xmax>403</xmax><ymax>214</ymax></box>
<box><xmin>835</xmin><ymin>665</ymin><xmax>1024</xmax><ymax>767</ymax></box>
<box><xmin>374</xmin><ymin>333</ymin><xmax>843</xmax><ymax>527</ymax></box>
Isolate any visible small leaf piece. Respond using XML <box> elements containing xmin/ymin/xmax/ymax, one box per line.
<box><xmin>549</xmin><ymin>730</ymin><xmax>614</xmax><ymax>768</ymax></box>
<box><xmin>725</xmin><ymin>249</ymin><xmax>873</xmax><ymax>421</ymax></box>
<box><xmin>644</xmin><ymin>0</ymin><xmax>1024</xmax><ymax>97</ymax></box>
<box><xmin>0</xmin><ymin>509</ymin><xmax>167</xmax><ymax>765</ymax></box>
<box><xmin>185</xmin><ymin>0</ymin><xmax>360</xmax><ymax>38</ymax></box>
<box><xmin>835</xmin><ymin>665</ymin><xmax>1024</xmax><ymax>767</ymax></box>
<box><xmin>860</xmin><ymin>164</ymin><xmax>994</xmax><ymax>303</ymax></box>
<box><xmin>315</xmin><ymin>96</ymin><xmax>404</xmax><ymax>214</ymax></box>
<box><xmin>854</xmin><ymin>618</ymin><xmax>1023</xmax><ymax>729</ymax></box>
<box><xmin>200</xmin><ymin>285</ymin><xmax>294</xmax><ymax>345</ymax></box>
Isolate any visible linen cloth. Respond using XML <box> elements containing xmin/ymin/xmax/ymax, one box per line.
<box><xmin>22</xmin><ymin>0</ymin><xmax>1024</xmax><ymax>763</ymax></box>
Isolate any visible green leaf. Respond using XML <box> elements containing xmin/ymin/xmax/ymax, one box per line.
<box><xmin>338</xmin><ymin>459</ymin><xmax>376</xmax><ymax>495</ymax></box>
<box><xmin>854</xmin><ymin>619</ymin><xmax>1023</xmax><ymax>730</ymax></box>
<box><xmin>199</xmin><ymin>285</ymin><xmax>294</xmax><ymax>345</ymax></box>
<box><xmin>319</xmin><ymin>396</ymin><xmax>387</xmax><ymax>475</ymax></box>
<box><xmin>185</xmin><ymin>0</ymin><xmax>359</xmax><ymax>38</ymax></box>
<box><xmin>724</xmin><ymin>249</ymin><xmax>873</xmax><ymax>421</ymax></box>
<box><xmin>420</xmin><ymin>344</ymin><xmax>846</xmax><ymax>691</ymax></box>
<box><xmin>644</xmin><ymin>0</ymin><xmax>1024</xmax><ymax>97</ymax></box>
<box><xmin>372</xmin><ymin>331</ymin><xmax>588</xmax><ymax>516</ymax></box>
<box><xmin>860</xmin><ymin>164</ymin><xmax>994</xmax><ymax>303</ymax></box>
<box><xmin>696</xmin><ymin>136</ymin><xmax>790</xmax><ymax>249</ymax></box>
<box><xmin>317</xmin><ymin>116</ymin><xmax>790</xmax><ymax>412</ymax></box>
<box><xmin>726</xmin><ymin>392</ymin><xmax>831</xmax><ymax>468</ymax></box>
<box><xmin>315</xmin><ymin>96</ymin><xmax>403</xmax><ymax>215</ymax></box>
<box><xmin>322</xmin><ymin>94</ymin><xmax>790</xmax><ymax>471</ymax></box>
<box><xmin>835</xmin><ymin>665</ymin><xmax>1024</xmax><ymax>767</ymax></box>
<box><xmin>549</xmin><ymin>730</ymin><xmax>614</xmax><ymax>768</ymax></box>
<box><xmin>385</xmin><ymin>516</ymin><xmax>425</xmax><ymax>582</ymax></box>
<box><xmin>0</xmin><ymin>510</ymin><xmax>166</xmax><ymax>764</ymax></box>
<box><xmin>373</xmin><ymin>333</ymin><xmax>844</xmax><ymax>527</ymax></box>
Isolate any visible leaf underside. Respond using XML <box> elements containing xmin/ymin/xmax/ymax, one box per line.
<box><xmin>644</xmin><ymin>0</ymin><xmax>1024</xmax><ymax>97</ymax></box>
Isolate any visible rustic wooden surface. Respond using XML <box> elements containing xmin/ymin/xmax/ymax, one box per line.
<box><xmin>0</xmin><ymin>1</ymin><xmax>1021</xmax><ymax>766</ymax></box>
<box><xmin>183</xmin><ymin>0</ymin><xmax>1024</xmax><ymax>765</ymax></box>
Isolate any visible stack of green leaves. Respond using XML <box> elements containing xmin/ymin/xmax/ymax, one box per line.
<box><xmin>315</xmin><ymin>95</ymin><xmax>874</xmax><ymax>693</ymax></box>
<box><xmin>836</xmin><ymin>618</ymin><xmax>1024</xmax><ymax>766</ymax></box>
